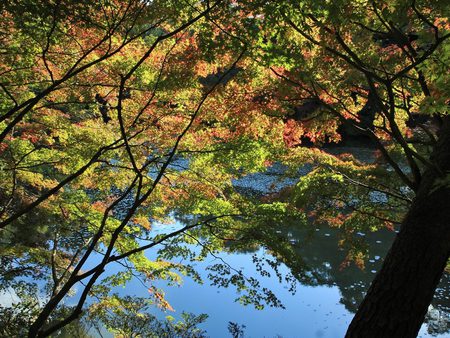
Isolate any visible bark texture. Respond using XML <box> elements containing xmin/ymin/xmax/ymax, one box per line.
<box><xmin>346</xmin><ymin>117</ymin><xmax>450</xmax><ymax>337</ymax></box>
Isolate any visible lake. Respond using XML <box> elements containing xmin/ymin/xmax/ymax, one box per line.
<box><xmin>3</xmin><ymin>148</ymin><xmax>448</xmax><ymax>337</ymax></box>
<box><xmin>100</xmin><ymin>218</ymin><xmax>448</xmax><ymax>338</ymax></box>
<box><xmin>100</xmin><ymin>148</ymin><xmax>450</xmax><ymax>337</ymax></box>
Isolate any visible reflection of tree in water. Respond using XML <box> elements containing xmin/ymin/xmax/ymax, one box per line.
<box><xmin>223</xmin><ymin>219</ymin><xmax>450</xmax><ymax>334</ymax></box>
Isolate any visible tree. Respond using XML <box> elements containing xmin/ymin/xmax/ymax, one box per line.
<box><xmin>1</xmin><ymin>1</ymin><xmax>289</xmax><ymax>336</ymax></box>
<box><xmin>205</xmin><ymin>1</ymin><xmax>449</xmax><ymax>336</ymax></box>
<box><xmin>1</xmin><ymin>0</ymin><xmax>449</xmax><ymax>337</ymax></box>
<box><xmin>0</xmin><ymin>1</ymin><xmax>248</xmax><ymax>336</ymax></box>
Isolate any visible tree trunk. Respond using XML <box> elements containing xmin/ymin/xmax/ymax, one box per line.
<box><xmin>346</xmin><ymin>117</ymin><xmax>450</xmax><ymax>338</ymax></box>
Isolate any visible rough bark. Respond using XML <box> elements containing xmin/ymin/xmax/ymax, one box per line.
<box><xmin>346</xmin><ymin>117</ymin><xmax>450</xmax><ymax>337</ymax></box>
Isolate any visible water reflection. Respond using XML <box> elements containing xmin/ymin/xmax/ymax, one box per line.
<box><xmin>102</xmin><ymin>149</ymin><xmax>450</xmax><ymax>336</ymax></box>
<box><xmin>121</xmin><ymin>216</ymin><xmax>449</xmax><ymax>337</ymax></box>
<box><xmin>2</xmin><ymin>147</ymin><xmax>449</xmax><ymax>337</ymax></box>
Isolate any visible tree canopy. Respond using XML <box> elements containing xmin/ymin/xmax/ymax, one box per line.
<box><xmin>0</xmin><ymin>0</ymin><xmax>449</xmax><ymax>337</ymax></box>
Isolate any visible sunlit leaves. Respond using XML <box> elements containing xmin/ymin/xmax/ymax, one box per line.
<box><xmin>89</xmin><ymin>294</ymin><xmax>208</xmax><ymax>337</ymax></box>
<box><xmin>1</xmin><ymin>0</ymin><xmax>448</xmax><ymax>335</ymax></box>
